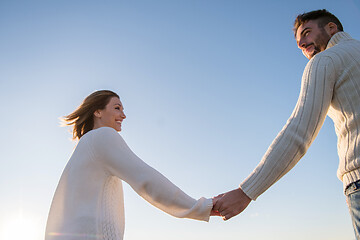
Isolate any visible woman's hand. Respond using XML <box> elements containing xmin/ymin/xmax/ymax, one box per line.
<box><xmin>210</xmin><ymin>194</ymin><xmax>224</xmax><ymax>216</ymax></box>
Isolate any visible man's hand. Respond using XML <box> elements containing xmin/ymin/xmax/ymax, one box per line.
<box><xmin>213</xmin><ymin>188</ymin><xmax>252</xmax><ymax>220</ymax></box>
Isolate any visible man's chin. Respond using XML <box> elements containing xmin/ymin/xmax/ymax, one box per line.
<box><xmin>305</xmin><ymin>51</ymin><xmax>318</xmax><ymax>59</ymax></box>
<box><xmin>303</xmin><ymin>53</ymin><xmax>312</xmax><ymax>60</ymax></box>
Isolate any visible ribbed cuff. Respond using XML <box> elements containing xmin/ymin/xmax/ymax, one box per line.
<box><xmin>342</xmin><ymin>169</ymin><xmax>360</xmax><ymax>192</ymax></box>
<box><xmin>239</xmin><ymin>185</ymin><xmax>256</xmax><ymax>201</ymax></box>
<box><xmin>202</xmin><ymin>197</ymin><xmax>213</xmax><ymax>222</ymax></box>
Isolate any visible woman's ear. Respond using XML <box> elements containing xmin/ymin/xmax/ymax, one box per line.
<box><xmin>94</xmin><ymin>110</ymin><xmax>102</xmax><ymax>118</ymax></box>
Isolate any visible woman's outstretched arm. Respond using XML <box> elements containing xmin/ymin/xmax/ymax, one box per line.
<box><xmin>90</xmin><ymin>127</ymin><xmax>213</xmax><ymax>221</ymax></box>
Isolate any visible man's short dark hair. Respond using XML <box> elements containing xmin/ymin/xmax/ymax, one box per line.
<box><xmin>293</xmin><ymin>9</ymin><xmax>343</xmax><ymax>37</ymax></box>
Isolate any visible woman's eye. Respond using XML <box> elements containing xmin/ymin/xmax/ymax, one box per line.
<box><xmin>115</xmin><ymin>107</ymin><xmax>120</xmax><ymax>110</ymax></box>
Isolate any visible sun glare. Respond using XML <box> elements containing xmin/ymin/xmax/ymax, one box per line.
<box><xmin>1</xmin><ymin>213</ymin><xmax>43</xmax><ymax>240</ymax></box>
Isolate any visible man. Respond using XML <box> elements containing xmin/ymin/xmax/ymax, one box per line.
<box><xmin>213</xmin><ymin>9</ymin><xmax>360</xmax><ymax>238</ymax></box>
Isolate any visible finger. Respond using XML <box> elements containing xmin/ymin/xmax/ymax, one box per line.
<box><xmin>212</xmin><ymin>197</ymin><xmax>219</xmax><ymax>206</ymax></box>
<box><xmin>213</xmin><ymin>193</ymin><xmax>224</xmax><ymax>202</ymax></box>
<box><xmin>210</xmin><ymin>209</ymin><xmax>221</xmax><ymax>216</ymax></box>
<box><xmin>213</xmin><ymin>197</ymin><xmax>224</xmax><ymax>212</ymax></box>
<box><xmin>219</xmin><ymin>209</ymin><xmax>230</xmax><ymax>219</ymax></box>
<box><xmin>222</xmin><ymin>212</ymin><xmax>234</xmax><ymax>221</ymax></box>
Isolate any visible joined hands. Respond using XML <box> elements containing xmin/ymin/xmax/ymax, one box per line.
<box><xmin>211</xmin><ymin>188</ymin><xmax>252</xmax><ymax>221</ymax></box>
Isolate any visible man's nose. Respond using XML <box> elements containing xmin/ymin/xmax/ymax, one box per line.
<box><xmin>297</xmin><ymin>38</ymin><xmax>306</xmax><ymax>49</ymax></box>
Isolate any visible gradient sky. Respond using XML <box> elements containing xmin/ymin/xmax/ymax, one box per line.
<box><xmin>1</xmin><ymin>0</ymin><xmax>360</xmax><ymax>239</ymax></box>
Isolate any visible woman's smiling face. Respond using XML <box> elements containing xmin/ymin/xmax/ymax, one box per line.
<box><xmin>93</xmin><ymin>97</ymin><xmax>126</xmax><ymax>132</ymax></box>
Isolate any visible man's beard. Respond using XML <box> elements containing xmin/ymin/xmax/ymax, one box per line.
<box><xmin>307</xmin><ymin>44</ymin><xmax>322</xmax><ymax>58</ymax></box>
<box><xmin>308</xmin><ymin>29</ymin><xmax>331</xmax><ymax>59</ymax></box>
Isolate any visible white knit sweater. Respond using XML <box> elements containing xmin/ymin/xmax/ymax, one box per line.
<box><xmin>240</xmin><ymin>32</ymin><xmax>360</xmax><ymax>200</ymax></box>
<box><xmin>45</xmin><ymin>127</ymin><xmax>212</xmax><ymax>240</ymax></box>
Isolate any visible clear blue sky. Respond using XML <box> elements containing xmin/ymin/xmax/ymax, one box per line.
<box><xmin>1</xmin><ymin>0</ymin><xmax>360</xmax><ymax>239</ymax></box>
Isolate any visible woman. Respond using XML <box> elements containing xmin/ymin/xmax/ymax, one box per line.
<box><xmin>45</xmin><ymin>90</ymin><xmax>215</xmax><ymax>240</ymax></box>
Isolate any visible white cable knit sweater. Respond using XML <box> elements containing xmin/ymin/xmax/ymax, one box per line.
<box><xmin>240</xmin><ymin>32</ymin><xmax>360</xmax><ymax>200</ymax></box>
<box><xmin>45</xmin><ymin>127</ymin><xmax>212</xmax><ymax>240</ymax></box>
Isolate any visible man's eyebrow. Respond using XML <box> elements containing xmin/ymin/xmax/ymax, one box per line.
<box><xmin>114</xmin><ymin>103</ymin><xmax>122</xmax><ymax>106</ymax></box>
<box><xmin>296</xmin><ymin>27</ymin><xmax>311</xmax><ymax>43</ymax></box>
<box><xmin>300</xmin><ymin>27</ymin><xmax>311</xmax><ymax>36</ymax></box>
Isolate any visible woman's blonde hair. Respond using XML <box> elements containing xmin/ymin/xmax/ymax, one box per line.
<box><xmin>63</xmin><ymin>90</ymin><xmax>119</xmax><ymax>140</ymax></box>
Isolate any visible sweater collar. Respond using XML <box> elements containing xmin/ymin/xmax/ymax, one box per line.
<box><xmin>326</xmin><ymin>32</ymin><xmax>352</xmax><ymax>49</ymax></box>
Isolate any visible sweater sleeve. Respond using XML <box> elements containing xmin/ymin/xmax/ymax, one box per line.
<box><xmin>90</xmin><ymin>127</ymin><xmax>212</xmax><ymax>221</ymax></box>
<box><xmin>240</xmin><ymin>55</ymin><xmax>337</xmax><ymax>200</ymax></box>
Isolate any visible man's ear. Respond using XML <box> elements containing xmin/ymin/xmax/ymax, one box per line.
<box><xmin>326</xmin><ymin>22</ymin><xmax>339</xmax><ymax>36</ymax></box>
